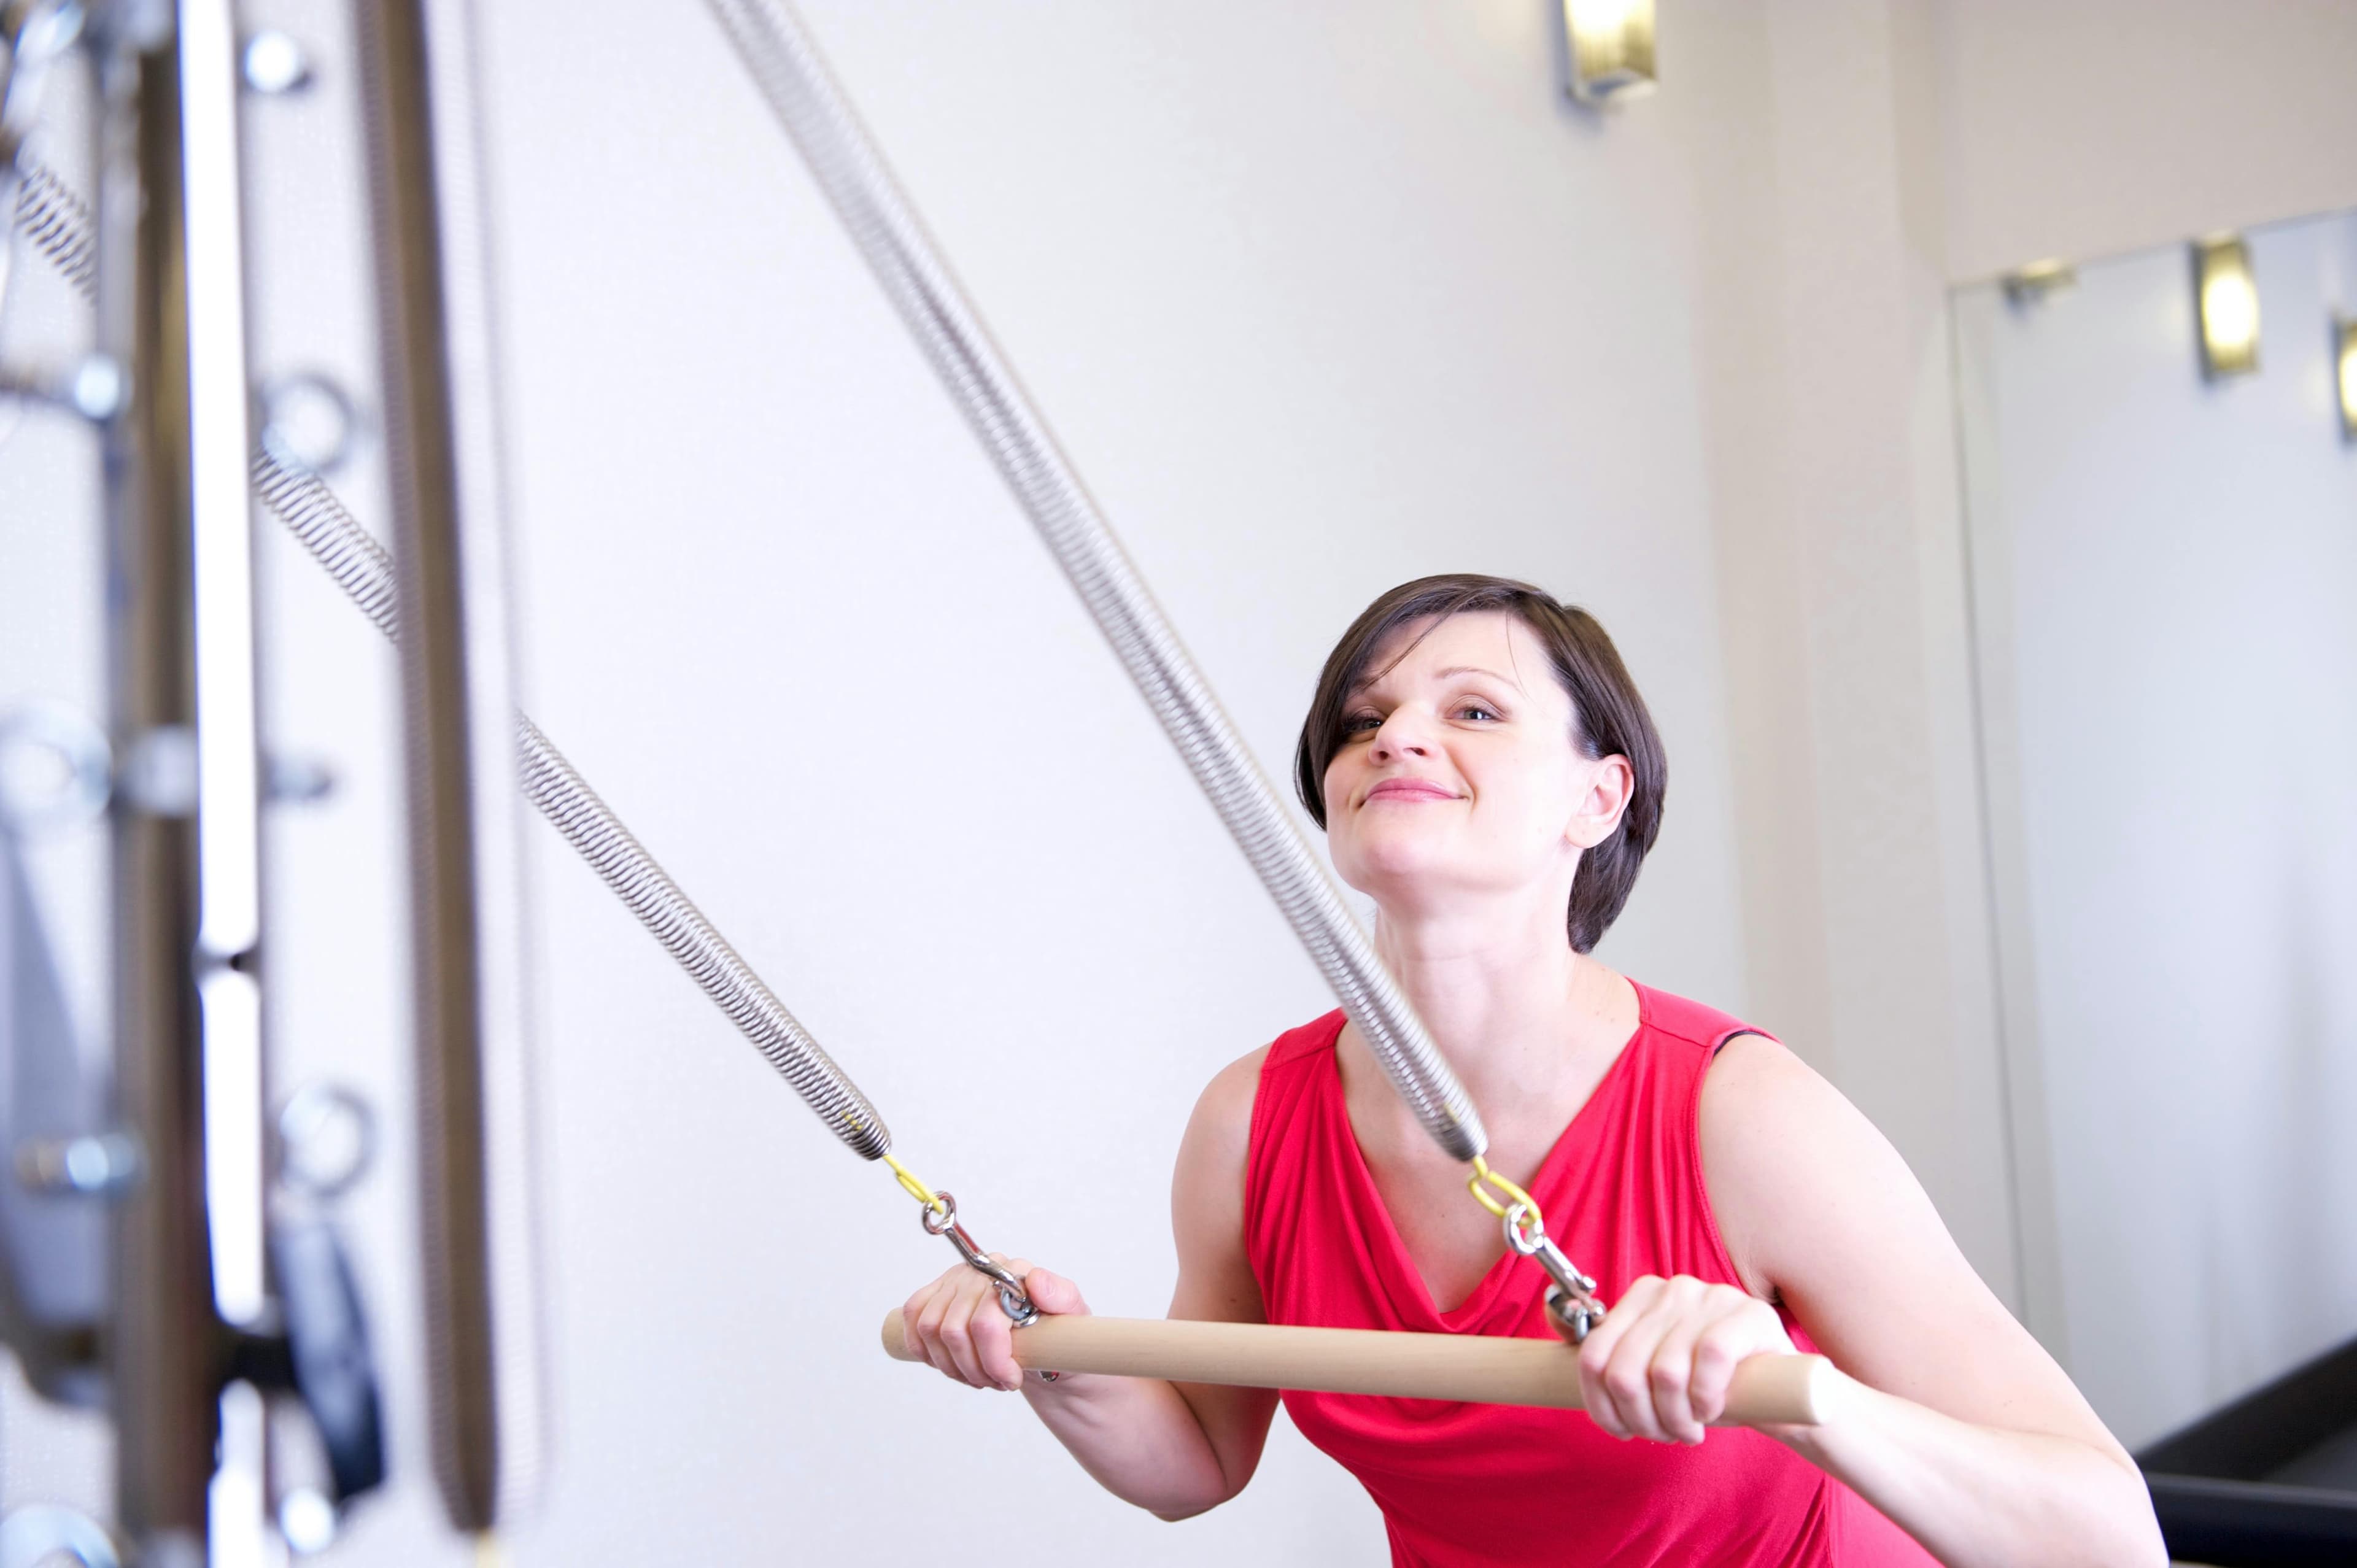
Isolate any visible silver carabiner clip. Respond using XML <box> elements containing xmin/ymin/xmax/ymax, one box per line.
<box><xmin>921</xmin><ymin>1191</ymin><xmax>1040</xmax><ymax>1328</ymax></box>
<box><xmin>1503</xmin><ymin>1202</ymin><xmax>1607</xmax><ymax>1343</ymax></box>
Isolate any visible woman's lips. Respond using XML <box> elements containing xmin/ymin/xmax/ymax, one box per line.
<box><xmin>1364</xmin><ymin>778</ymin><xmax>1460</xmax><ymax>803</ymax></box>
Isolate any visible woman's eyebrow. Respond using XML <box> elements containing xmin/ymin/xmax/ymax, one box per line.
<box><xmin>1345</xmin><ymin>662</ymin><xmax>1523</xmax><ymax>698</ymax></box>
<box><xmin>1434</xmin><ymin>664</ymin><xmax>1523</xmax><ymax>690</ymax></box>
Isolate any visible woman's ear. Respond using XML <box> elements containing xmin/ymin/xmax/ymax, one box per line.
<box><xmin>1565</xmin><ymin>754</ymin><xmax>1634</xmax><ymax>851</ymax></box>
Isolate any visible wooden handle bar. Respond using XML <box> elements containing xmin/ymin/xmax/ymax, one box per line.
<box><xmin>881</xmin><ymin>1310</ymin><xmax>1829</xmax><ymax>1427</ymax></box>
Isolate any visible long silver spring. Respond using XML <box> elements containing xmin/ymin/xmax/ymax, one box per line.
<box><xmin>250</xmin><ymin>441</ymin><xmax>892</xmax><ymax>1159</ymax></box>
<box><xmin>11</xmin><ymin>158</ymin><xmax>93</xmax><ymax>294</ymax></box>
<box><xmin>18</xmin><ymin>155</ymin><xmax>893</xmax><ymax>1162</ymax></box>
<box><xmin>704</xmin><ymin>0</ymin><xmax>1488</xmax><ymax>1163</ymax></box>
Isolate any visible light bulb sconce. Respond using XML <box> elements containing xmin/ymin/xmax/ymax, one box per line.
<box><xmin>2334</xmin><ymin>317</ymin><xmax>2357</xmax><ymax>443</ymax></box>
<box><xmin>1562</xmin><ymin>0</ymin><xmax>1657</xmax><ymax>104</ymax></box>
<box><xmin>2000</xmin><ymin>258</ymin><xmax>2077</xmax><ymax>307</ymax></box>
<box><xmin>2193</xmin><ymin>234</ymin><xmax>2260</xmax><ymax>381</ymax></box>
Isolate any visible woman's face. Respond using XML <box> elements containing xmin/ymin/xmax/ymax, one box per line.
<box><xmin>1323</xmin><ymin>611</ymin><xmax>1630</xmax><ymax>918</ymax></box>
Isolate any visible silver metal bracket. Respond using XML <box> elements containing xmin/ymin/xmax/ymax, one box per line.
<box><xmin>15</xmin><ymin>1133</ymin><xmax>143</xmax><ymax>1197</ymax></box>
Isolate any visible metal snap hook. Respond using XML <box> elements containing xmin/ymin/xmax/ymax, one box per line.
<box><xmin>916</xmin><ymin>1190</ymin><xmax>1040</xmax><ymax>1327</ymax></box>
<box><xmin>1503</xmin><ymin>1202</ymin><xmax>1606</xmax><ymax>1343</ymax></box>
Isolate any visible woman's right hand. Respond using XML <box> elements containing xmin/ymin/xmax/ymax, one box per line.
<box><xmin>899</xmin><ymin>1257</ymin><xmax>1089</xmax><ymax>1392</ymax></box>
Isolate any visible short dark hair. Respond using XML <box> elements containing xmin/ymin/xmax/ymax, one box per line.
<box><xmin>1293</xmin><ymin>574</ymin><xmax>1666</xmax><ymax>954</ymax></box>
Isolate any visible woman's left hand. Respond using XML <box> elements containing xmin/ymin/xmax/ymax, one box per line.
<box><xmin>1563</xmin><ymin>1273</ymin><xmax>1796</xmax><ymax>1444</ymax></box>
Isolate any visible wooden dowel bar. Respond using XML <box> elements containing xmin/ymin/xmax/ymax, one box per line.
<box><xmin>880</xmin><ymin>1310</ymin><xmax>1829</xmax><ymax>1427</ymax></box>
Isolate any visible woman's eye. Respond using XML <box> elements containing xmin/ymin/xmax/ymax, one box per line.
<box><xmin>1341</xmin><ymin>713</ymin><xmax>1382</xmax><ymax>735</ymax></box>
<box><xmin>1456</xmin><ymin>705</ymin><xmax>1498</xmax><ymax>722</ymax></box>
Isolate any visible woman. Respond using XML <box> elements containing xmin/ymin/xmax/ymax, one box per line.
<box><xmin>901</xmin><ymin>575</ymin><xmax>2165</xmax><ymax>1566</ymax></box>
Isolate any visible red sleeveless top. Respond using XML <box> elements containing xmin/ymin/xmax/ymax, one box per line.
<box><xmin>1242</xmin><ymin>982</ymin><xmax>1933</xmax><ymax>1567</ymax></box>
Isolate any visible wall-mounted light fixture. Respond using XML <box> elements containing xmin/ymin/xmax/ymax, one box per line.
<box><xmin>2000</xmin><ymin>258</ymin><xmax>2076</xmax><ymax>307</ymax></box>
<box><xmin>1563</xmin><ymin>0</ymin><xmax>1657</xmax><ymax>104</ymax></box>
<box><xmin>2192</xmin><ymin>233</ymin><xmax>2260</xmax><ymax>380</ymax></box>
<box><xmin>2335</xmin><ymin>317</ymin><xmax>2357</xmax><ymax>441</ymax></box>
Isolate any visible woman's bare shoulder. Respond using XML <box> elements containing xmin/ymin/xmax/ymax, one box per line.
<box><xmin>1696</xmin><ymin>1029</ymin><xmax>1829</xmax><ymax>1121</ymax></box>
<box><xmin>1696</xmin><ymin>1031</ymin><xmax>2122</xmax><ymax>1453</ymax></box>
<box><xmin>1169</xmin><ymin>1045</ymin><xmax>1272</xmax><ymax>1289</ymax></box>
<box><xmin>1178</xmin><ymin>1045</ymin><xmax>1269</xmax><ymax>1186</ymax></box>
<box><xmin>1202</xmin><ymin>1043</ymin><xmax>1271</xmax><ymax>1119</ymax></box>
<box><xmin>1697</xmin><ymin>1032</ymin><xmax>1972</xmax><ymax>1312</ymax></box>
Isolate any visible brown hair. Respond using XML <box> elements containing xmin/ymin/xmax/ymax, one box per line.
<box><xmin>1293</xmin><ymin>574</ymin><xmax>1666</xmax><ymax>954</ymax></box>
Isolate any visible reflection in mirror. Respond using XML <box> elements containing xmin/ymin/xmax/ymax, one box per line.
<box><xmin>1955</xmin><ymin>203</ymin><xmax>2357</xmax><ymax>1550</ymax></box>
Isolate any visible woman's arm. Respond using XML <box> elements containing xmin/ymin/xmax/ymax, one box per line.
<box><xmin>896</xmin><ymin>1048</ymin><xmax>1279</xmax><ymax>1521</ymax></box>
<box><xmin>1572</xmin><ymin>1033</ymin><xmax>2164</xmax><ymax>1568</ymax></box>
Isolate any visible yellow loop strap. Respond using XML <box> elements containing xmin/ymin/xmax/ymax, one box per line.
<box><xmin>1468</xmin><ymin>1154</ymin><xmax>1545</xmax><ymax>1230</ymax></box>
<box><xmin>882</xmin><ymin>1153</ymin><xmax>949</xmax><ymax>1216</ymax></box>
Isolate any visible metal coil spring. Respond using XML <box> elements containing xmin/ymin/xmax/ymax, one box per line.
<box><xmin>247</xmin><ymin>442</ymin><xmax>893</xmax><ymax>1159</ymax></box>
<box><xmin>11</xmin><ymin>159</ymin><xmax>93</xmax><ymax>298</ymax></box>
<box><xmin>252</xmin><ymin>441</ymin><xmax>400</xmax><ymax>636</ymax></box>
<box><xmin>511</xmin><ymin>717</ymin><xmax>888</xmax><ymax>1155</ymax></box>
<box><xmin>705</xmin><ymin>0</ymin><xmax>1487</xmax><ymax>1162</ymax></box>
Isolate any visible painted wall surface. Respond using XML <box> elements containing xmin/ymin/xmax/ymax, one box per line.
<box><xmin>1930</xmin><ymin>0</ymin><xmax>2357</xmax><ymax>281</ymax></box>
<box><xmin>1954</xmin><ymin>210</ymin><xmax>2357</xmax><ymax>1448</ymax></box>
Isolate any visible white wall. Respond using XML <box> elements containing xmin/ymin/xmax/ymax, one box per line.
<box><xmin>1686</xmin><ymin>0</ymin><xmax>2019</xmax><ymax>1315</ymax></box>
<box><xmin>1930</xmin><ymin>0</ymin><xmax>2357</xmax><ymax>282</ymax></box>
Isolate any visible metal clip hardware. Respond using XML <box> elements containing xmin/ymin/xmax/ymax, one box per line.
<box><xmin>919</xmin><ymin>1191</ymin><xmax>1040</xmax><ymax>1329</ymax></box>
<box><xmin>1503</xmin><ymin>1202</ymin><xmax>1607</xmax><ymax>1343</ymax></box>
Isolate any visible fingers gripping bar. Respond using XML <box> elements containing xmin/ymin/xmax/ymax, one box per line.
<box><xmin>879</xmin><ymin>1310</ymin><xmax>1830</xmax><ymax>1428</ymax></box>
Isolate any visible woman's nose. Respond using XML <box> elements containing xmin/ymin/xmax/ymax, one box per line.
<box><xmin>1369</xmin><ymin>711</ymin><xmax>1432</xmax><ymax>762</ymax></box>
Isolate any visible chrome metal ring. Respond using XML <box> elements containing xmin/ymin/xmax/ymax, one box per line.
<box><xmin>276</xmin><ymin>1081</ymin><xmax>378</xmax><ymax>1202</ymax></box>
<box><xmin>0</xmin><ymin>701</ymin><xmax>110</xmax><ymax>838</ymax></box>
<box><xmin>0</xmin><ymin>1502</ymin><xmax>120</xmax><ymax>1568</ymax></box>
<box><xmin>1546</xmin><ymin>1286</ymin><xmax>1606</xmax><ymax>1345</ymax></box>
<box><xmin>1501</xmin><ymin>1201</ymin><xmax>1546</xmax><ymax>1256</ymax></box>
<box><xmin>996</xmin><ymin>1282</ymin><xmax>1040</xmax><ymax>1328</ymax></box>
<box><xmin>259</xmin><ymin>371</ymin><xmax>360</xmax><ymax>476</ymax></box>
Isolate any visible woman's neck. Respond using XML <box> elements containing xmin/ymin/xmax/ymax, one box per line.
<box><xmin>1360</xmin><ymin>896</ymin><xmax>1635</xmax><ymax>1140</ymax></box>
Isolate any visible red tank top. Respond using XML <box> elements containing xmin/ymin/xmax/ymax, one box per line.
<box><xmin>1242</xmin><ymin>981</ymin><xmax>1934</xmax><ymax>1567</ymax></box>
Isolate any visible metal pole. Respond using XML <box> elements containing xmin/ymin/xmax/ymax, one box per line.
<box><xmin>94</xmin><ymin>2</ymin><xmax>216</xmax><ymax>1556</ymax></box>
<box><xmin>176</xmin><ymin>0</ymin><xmax>266</xmax><ymax>1340</ymax></box>
<box><xmin>354</xmin><ymin>0</ymin><xmax>547</xmax><ymax>1534</ymax></box>
<box><xmin>173</xmin><ymin>0</ymin><xmax>277</xmax><ymax>1559</ymax></box>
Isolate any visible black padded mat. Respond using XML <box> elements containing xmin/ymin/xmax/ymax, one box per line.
<box><xmin>2138</xmin><ymin>1335</ymin><xmax>2357</xmax><ymax>1566</ymax></box>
